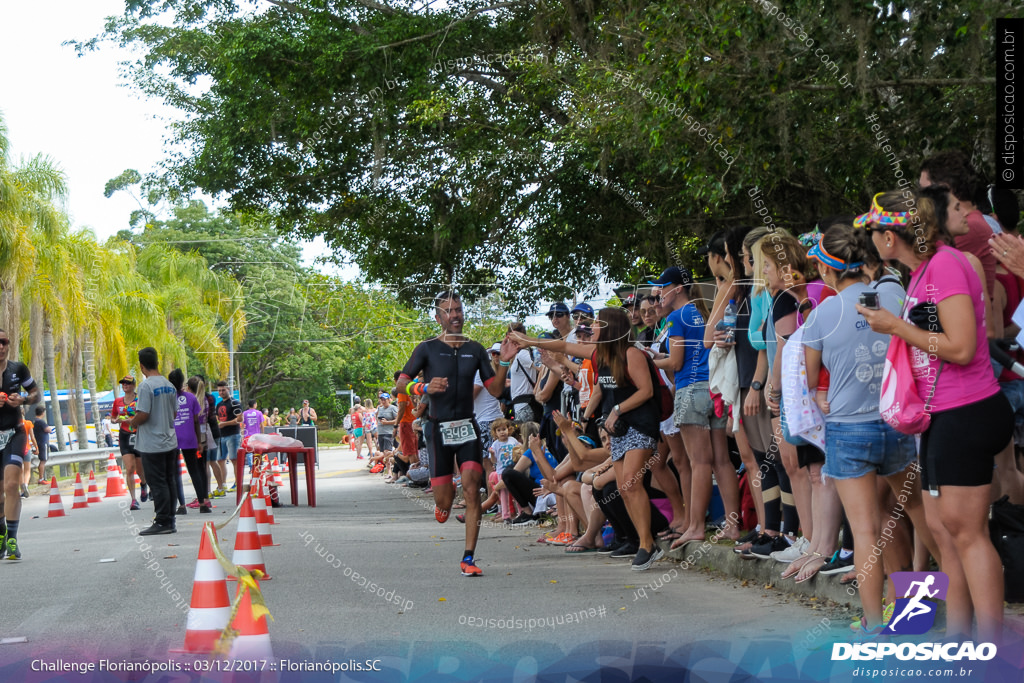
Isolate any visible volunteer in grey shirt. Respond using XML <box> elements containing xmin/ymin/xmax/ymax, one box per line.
<box><xmin>131</xmin><ymin>347</ymin><xmax>180</xmax><ymax>535</ymax></box>
<box><xmin>375</xmin><ymin>393</ymin><xmax>399</xmax><ymax>454</ymax></box>
<box><xmin>801</xmin><ymin>224</ymin><xmax>922</xmax><ymax>636</ymax></box>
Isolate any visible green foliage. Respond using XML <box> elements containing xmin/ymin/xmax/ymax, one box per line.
<box><xmin>81</xmin><ymin>0</ymin><xmax>1020</xmax><ymax>313</ymax></box>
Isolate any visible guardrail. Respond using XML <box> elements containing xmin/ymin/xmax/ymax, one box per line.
<box><xmin>44</xmin><ymin>446</ymin><xmax>121</xmax><ymax>473</ymax></box>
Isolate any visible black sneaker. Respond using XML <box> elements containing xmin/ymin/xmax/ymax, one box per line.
<box><xmin>510</xmin><ymin>513</ymin><xmax>537</xmax><ymax>527</ymax></box>
<box><xmin>820</xmin><ymin>550</ymin><xmax>856</xmax><ymax>575</ymax></box>
<box><xmin>176</xmin><ymin>505</ymin><xmax>188</xmax><ymax>515</ymax></box>
<box><xmin>597</xmin><ymin>539</ymin><xmax>622</xmax><ymax>555</ymax></box>
<box><xmin>736</xmin><ymin>532</ymin><xmax>769</xmax><ymax>555</ymax></box>
<box><xmin>749</xmin><ymin>534</ymin><xmax>790</xmax><ymax>560</ymax></box>
<box><xmin>485</xmin><ymin>504</ymin><xmax>500</xmax><ymax>515</ymax></box>
<box><xmin>139</xmin><ymin>485</ymin><xmax>149</xmax><ymax>503</ymax></box>
<box><xmin>129</xmin><ymin>500</ymin><xmax>141</xmax><ymax>511</ymax></box>
<box><xmin>610</xmin><ymin>542</ymin><xmax>638</xmax><ymax>559</ymax></box>
<box><xmin>199</xmin><ymin>504</ymin><xmax>213</xmax><ymax>514</ymax></box>
<box><xmin>138</xmin><ymin>523</ymin><xmax>176</xmax><ymax>536</ymax></box>
<box><xmin>631</xmin><ymin>547</ymin><xmax>664</xmax><ymax>571</ymax></box>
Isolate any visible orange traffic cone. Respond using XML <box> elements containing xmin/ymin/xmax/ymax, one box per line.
<box><xmin>263</xmin><ymin>486</ymin><xmax>276</xmax><ymax>525</ymax></box>
<box><xmin>229</xmin><ymin>496</ymin><xmax>271</xmax><ymax>580</ymax></box>
<box><xmin>179</xmin><ymin>453</ymin><xmax>189</xmax><ymax>479</ymax></box>
<box><xmin>104</xmin><ymin>464</ymin><xmax>128</xmax><ymax>498</ymax></box>
<box><xmin>47</xmin><ymin>477</ymin><xmax>66</xmax><ymax>517</ymax></box>
<box><xmin>251</xmin><ymin>482</ymin><xmax>277</xmax><ymax>547</ymax></box>
<box><xmin>226</xmin><ymin>580</ymin><xmax>273</xmax><ymax>660</ymax></box>
<box><xmin>272</xmin><ymin>459</ymin><xmax>284</xmax><ymax>488</ymax></box>
<box><xmin>175</xmin><ymin>523</ymin><xmax>231</xmax><ymax>653</ymax></box>
<box><xmin>87</xmin><ymin>470</ymin><xmax>102</xmax><ymax>504</ymax></box>
<box><xmin>106</xmin><ymin>452</ymin><xmax>118</xmax><ymax>473</ymax></box>
<box><xmin>71</xmin><ymin>473</ymin><xmax>89</xmax><ymax>510</ymax></box>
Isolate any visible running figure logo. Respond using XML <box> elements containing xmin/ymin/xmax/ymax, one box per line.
<box><xmin>884</xmin><ymin>571</ymin><xmax>949</xmax><ymax>635</ymax></box>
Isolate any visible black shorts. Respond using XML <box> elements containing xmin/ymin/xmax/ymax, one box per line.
<box><xmin>1</xmin><ymin>428</ymin><xmax>27</xmax><ymax>469</ymax></box>
<box><xmin>36</xmin><ymin>442</ymin><xmax>47</xmax><ymax>462</ymax></box>
<box><xmin>920</xmin><ymin>391</ymin><xmax>1013</xmax><ymax>491</ymax></box>
<box><xmin>119</xmin><ymin>430</ymin><xmax>138</xmax><ymax>457</ymax></box>
<box><xmin>427</xmin><ymin>419</ymin><xmax>484</xmax><ymax>482</ymax></box>
<box><xmin>797</xmin><ymin>444</ymin><xmax>825</xmax><ymax>468</ymax></box>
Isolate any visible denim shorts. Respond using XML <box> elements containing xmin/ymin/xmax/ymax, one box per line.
<box><xmin>822</xmin><ymin>419</ymin><xmax>916</xmax><ymax>480</ymax></box>
<box><xmin>216</xmin><ymin>432</ymin><xmax>241</xmax><ymax>463</ymax></box>
<box><xmin>673</xmin><ymin>381</ymin><xmax>727</xmax><ymax>430</ymax></box>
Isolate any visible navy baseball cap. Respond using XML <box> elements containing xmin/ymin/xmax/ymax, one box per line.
<box><xmin>571</xmin><ymin>302</ymin><xmax>594</xmax><ymax>317</ymax></box>
<box><xmin>546</xmin><ymin>302</ymin><xmax>570</xmax><ymax>316</ymax></box>
<box><xmin>648</xmin><ymin>266</ymin><xmax>694</xmax><ymax>287</ymax></box>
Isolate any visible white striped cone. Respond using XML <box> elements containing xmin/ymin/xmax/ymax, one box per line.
<box><xmin>179</xmin><ymin>453</ymin><xmax>189</xmax><ymax>479</ymax></box>
<box><xmin>46</xmin><ymin>477</ymin><xmax>66</xmax><ymax>517</ymax></box>
<box><xmin>251</xmin><ymin>482</ymin><xmax>278</xmax><ymax>547</ymax></box>
<box><xmin>263</xmin><ymin>487</ymin><xmax>276</xmax><ymax>525</ymax></box>
<box><xmin>175</xmin><ymin>523</ymin><xmax>232</xmax><ymax>653</ymax></box>
<box><xmin>271</xmin><ymin>458</ymin><xmax>284</xmax><ymax>488</ymax></box>
<box><xmin>106</xmin><ymin>452</ymin><xmax>118</xmax><ymax>473</ymax></box>
<box><xmin>226</xmin><ymin>580</ymin><xmax>273</xmax><ymax>660</ymax></box>
<box><xmin>71</xmin><ymin>473</ymin><xmax>89</xmax><ymax>510</ymax></box>
<box><xmin>104</xmin><ymin>465</ymin><xmax>128</xmax><ymax>498</ymax></box>
<box><xmin>229</xmin><ymin>496</ymin><xmax>271</xmax><ymax>580</ymax></box>
<box><xmin>86</xmin><ymin>471</ymin><xmax>102</xmax><ymax>504</ymax></box>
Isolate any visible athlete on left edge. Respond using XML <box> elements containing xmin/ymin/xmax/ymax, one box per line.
<box><xmin>0</xmin><ymin>327</ymin><xmax>41</xmax><ymax>560</ymax></box>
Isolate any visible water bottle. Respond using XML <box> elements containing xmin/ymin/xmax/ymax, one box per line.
<box><xmin>722</xmin><ymin>299</ymin><xmax>737</xmax><ymax>344</ymax></box>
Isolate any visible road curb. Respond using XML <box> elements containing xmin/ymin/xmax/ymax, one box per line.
<box><xmin>656</xmin><ymin>536</ymin><xmax>1024</xmax><ymax>637</ymax></box>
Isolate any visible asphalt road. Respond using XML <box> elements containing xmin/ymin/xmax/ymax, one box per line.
<box><xmin>4</xmin><ymin>446</ymin><xmax>1017</xmax><ymax>682</ymax></box>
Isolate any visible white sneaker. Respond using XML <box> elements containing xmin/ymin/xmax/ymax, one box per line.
<box><xmin>770</xmin><ymin>535</ymin><xmax>809</xmax><ymax>563</ymax></box>
<box><xmin>395</xmin><ymin>476</ymin><xmax>411</xmax><ymax>485</ymax></box>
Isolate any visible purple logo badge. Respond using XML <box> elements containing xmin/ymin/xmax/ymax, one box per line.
<box><xmin>884</xmin><ymin>571</ymin><xmax>949</xmax><ymax>635</ymax></box>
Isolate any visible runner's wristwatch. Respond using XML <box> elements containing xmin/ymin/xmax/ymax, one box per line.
<box><xmin>750</xmin><ymin>381</ymin><xmax>764</xmax><ymax>391</ymax></box>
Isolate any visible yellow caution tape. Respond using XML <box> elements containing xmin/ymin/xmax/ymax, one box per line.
<box><xmin>202</xmin><ymin>515</ymin><xmax>273</xmax><ymax>657</ymax></box>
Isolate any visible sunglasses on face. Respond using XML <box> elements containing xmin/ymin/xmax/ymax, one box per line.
<box><xmin>0</xmin><ymin>339</ymin><xmax>9</xmax><ymax>347</ymax></box>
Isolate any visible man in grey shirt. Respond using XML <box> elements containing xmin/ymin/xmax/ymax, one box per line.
<box><xmin>375</xmin><ymin>393</ymin><xmax>399</xmax><ymax>455</ymax></box>
<box><xmin>130</xmin><ymin>347</ymin><xmax>180</xmax><ymax>535</ymax></box>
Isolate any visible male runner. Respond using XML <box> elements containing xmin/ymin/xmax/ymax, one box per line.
<box><xmin>0</xmin><ymin>327</ymin><xmax>41</xmax><ymax>560</ymax></box>
<box><xmin>215</xmin><ymin>381</ymin><xmax>243</xmax><ymax>488</ymax></box>
<box><xmin>396</xmin><ymin>291</ymin><xmax>517</xmax><ymax>576</ymax></box>
<box><xmin>111</xmin><ymin>376</ymin><xmax>147</xmax><ymax>509</ymax></box>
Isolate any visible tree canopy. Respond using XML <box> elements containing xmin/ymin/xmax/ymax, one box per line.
<box><xmin>78</xmin><ymin>1</ymin><xmax>1015</xmax><ymax>311</ymax></box>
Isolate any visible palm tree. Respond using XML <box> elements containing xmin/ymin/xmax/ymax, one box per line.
<box><xmin>0</xmin><ymin>111</ymin><xmax>67</xmax><ymax>358</ymax></box>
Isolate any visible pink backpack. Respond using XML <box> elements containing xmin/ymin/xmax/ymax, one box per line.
<box><xmin>878</xmin><ymin>259</ymin><xmax>943</xmax><ymax>434</ymax></box>
<box><xmin>879</xmin><ymin>337</ymin><xmax>942</xmax><ymax>434</ymax></box>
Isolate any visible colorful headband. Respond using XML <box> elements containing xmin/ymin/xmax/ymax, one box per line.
<box><xmin>853</xmin><ymin>192</ymin><xmax>913</xmax><ymax>229</ymax></box>
<box><xmin>798</xmin><ymin>228</ymin><xmax>820</xmax><ymax>248</ymax></box>
<box><xmin>807</xmin><ymin>235</ymin><xmax>863</xmax><ymax>271</ymax></box>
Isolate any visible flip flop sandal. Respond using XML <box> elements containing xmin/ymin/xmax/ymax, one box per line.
<box><xmin>795</xmin><ymin>553</ymin><xmax>827</xmax><ymax>584</ymax></box>
<box><xmin>780</xmin><ymin>552</ymin><xmax>814</xmax><ymax>580</ymax></box>
<box><xmin>658</xmin><ymin>530</ymin><xmax>683</xmax><ymax>542</ymax></box>
<box><xmin>564</xmin><ymin>544</ymin><xmax>599</xmax><ymax>553</ymax></box>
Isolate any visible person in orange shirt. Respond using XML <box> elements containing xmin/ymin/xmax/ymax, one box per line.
<box><xmin>21</xmin><ymin>410</ymin><xmax>37</xmax><ymax>498</ymax></box>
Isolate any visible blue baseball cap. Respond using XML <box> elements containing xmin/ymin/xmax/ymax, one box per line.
<box><xmin>546</xmin><ymin>302</ymin><xmax>570</xmax><ymax>317</ymax></box>
<box><xmin>379</xmin><ymin>393</ymin><xmax>391</xmax><ymax>399</ymax></box>
<box><xmin>648</xmin><ymin>266</ymin><xmax>693</xmax><ymax>287</ymax></box>
<box><xmin>571</xmin><ymin>302</ymin><xmax>594</xmax><ymax>317</ymax></box>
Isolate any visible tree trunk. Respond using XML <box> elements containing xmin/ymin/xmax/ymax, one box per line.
<box><xmin>42</xmin><ymin>316</ymin><xmax>66</xmax><ymax>451</ymax></box>
<box><xmin>28</xmin><ymin>303</ymin><xmax>44</xmax><ymax>416</ymax></box>
<box><xmin>0</xmin><ymin>279</ymin><xmax>20</xmax><ymax>359</ymax></box>
<box><xmin>72</xmin><ymin>339</ymin><xmax>89</xmax><ymax>449</ymax></box>
<box><xmin>83</xmin><ymin>331</ymin><xmax>102</xmax><ymax>446</ymax></box>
